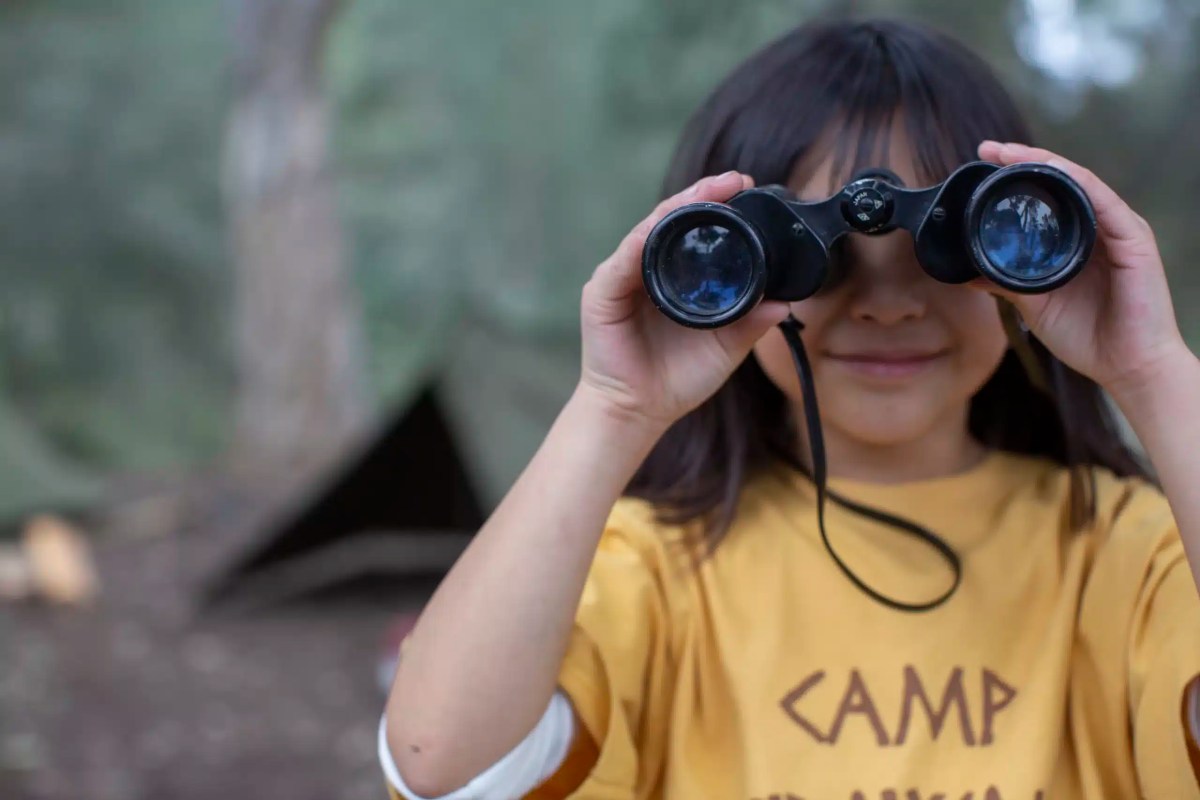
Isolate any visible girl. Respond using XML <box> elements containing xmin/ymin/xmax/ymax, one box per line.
<box><xmin>382</xmin><ymin>17</ymin><xmax>1200</xmax><ymax>800</ymax></box>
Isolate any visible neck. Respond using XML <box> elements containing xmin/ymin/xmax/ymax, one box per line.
<box><xmin>791</xmin><ymin>403</ymin><xmax>990</xmax><ymax>484</ymax></box>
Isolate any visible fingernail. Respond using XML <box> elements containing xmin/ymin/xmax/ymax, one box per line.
<box><xmin>716</xmin><ymin>170</ymin><xmax>739</xmax><ymax>181</ymax></box>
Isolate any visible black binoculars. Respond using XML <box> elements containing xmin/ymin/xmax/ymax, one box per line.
<box><xmin>642</xmin><ymin>161</ymin><xmax>1096</xmax><ymax>328</ymax></box>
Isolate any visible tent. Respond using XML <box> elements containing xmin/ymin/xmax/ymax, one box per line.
<box><xmin>201</xmin><ymin>320</ymin><xmax>579</xmax><ymax>611</ymax></box>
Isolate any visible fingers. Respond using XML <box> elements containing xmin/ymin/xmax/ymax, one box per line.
<box><xmin>623</xmin><ymin>171</ymin><xmax>752</xmax><ymax>261</ymax></box>
<box><xmin>976</xmin><ymin>140</ymin><xmax>1007</xmax><ymax>164</ymax></box>
<box><xmin>587</xmin><ymin>171</ymin><xmax>753</xmax><ymax>304</ymax></box>
<box><xmin>977</xmin><ymin>140</ymin><xmax>1149</xmax><ymax>246</ymax></box>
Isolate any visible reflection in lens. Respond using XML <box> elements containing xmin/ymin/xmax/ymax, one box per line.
<box><xmin>657</xmin><ymin>223</ymin><xmax>754</xmax><ymax>316</ymax></box>
<box><xmin>978</xmin><ymin>181</ymin><xmax>1076</xmax><ymax>281</ymax></box>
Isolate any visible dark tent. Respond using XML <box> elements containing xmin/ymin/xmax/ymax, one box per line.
<box><xmin>201</xmin><ymin>387</ymin><xmax>484</xmax><ymax>611</ymax></box>
<box><xmin>198</xmin><ymin>320</ymin><xmax>580</xmax><ymax>612</ymax></box>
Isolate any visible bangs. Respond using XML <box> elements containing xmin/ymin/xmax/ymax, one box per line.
<box><xmin>789</xmin><ymin>105</ymin><xmax>958</xmax><ymax>197</ymax></box>
<box><xmin>663</xmin><ymin>18</ymin><xmax>1033</xmax><ymax>198</ymax></box>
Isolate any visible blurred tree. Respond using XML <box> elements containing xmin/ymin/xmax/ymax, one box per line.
<box><xmin>224</xmin><ymin>0</ymin><xmax>370</xmax><ymax>471</ymax></box>
<box><xmin>0</xmin><ymin>1</ymin><xmax>228</xmax><ymax>520</ymax></box>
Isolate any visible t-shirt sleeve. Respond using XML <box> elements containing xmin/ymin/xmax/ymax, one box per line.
<box><xmin>1082</xmin><ymin>480</ymin><xmax>1200</xmax><ymax>799</ymax></box>
<box><xmin>1125</xmin><ymin>517</ymin><xmax>1200</xmax><ymax>799</ymax></box>
<box><xmin>545</xmin><ymin>497</ymin><xmax>683</xmax><ymax>798</ymax></box>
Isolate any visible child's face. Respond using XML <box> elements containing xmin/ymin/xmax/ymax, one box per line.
<box><xmin>752</xmin><ymin>129</ymin><xmax>1008</xmax><ymax>455</ymax></box>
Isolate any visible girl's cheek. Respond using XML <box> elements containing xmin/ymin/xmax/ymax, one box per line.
<box><xmin>935</xmin><ymin>287</ymin><xmax>1003</xmax><ymax>340</ymax></box>
<box><xmin>946</xmin><ymin>303</ymin><xmax>1009</xmax><ymax>380</ymax></box>
<box><xmin>752</xmin><ymin>327</ymin><xmax>808</xmax><ymax>400</ymax></box>
<box><xmin>965</xmin><ymin>301</ymin><xmax>1008</xmax><ymax>352</ymax></box>
<box><xmin>788</xmin><ymin>295</ymin><xmax>837</xmax><ymax>328</ymax></box>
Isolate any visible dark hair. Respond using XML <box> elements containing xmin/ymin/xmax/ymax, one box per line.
<box><xmin>626</xmin><ymin>17</ymin><xmax>1152</xmax><ymax>552</ymax></box>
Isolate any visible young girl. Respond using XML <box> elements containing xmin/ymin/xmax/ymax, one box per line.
<box><xmin>381</xmin><ymin>18</ymin><xmax>1200</xmax><ymax>800</ymax></box>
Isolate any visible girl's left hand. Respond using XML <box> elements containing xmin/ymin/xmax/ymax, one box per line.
<box><xmin>973</xmin><ymin>140</ymin><xmax>1190</xmax><ymax>399</ymax></box>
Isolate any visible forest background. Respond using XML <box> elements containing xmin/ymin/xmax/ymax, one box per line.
<box><xmin>4</xmin><ymin>0</ymin><xmax>1199</xmax><ymax>521</ymax></box>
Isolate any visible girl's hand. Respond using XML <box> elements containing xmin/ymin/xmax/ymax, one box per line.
<box><xmin>578</xmin><ymin>171</ymin><xmax>790</xmax><ymax>433</ymax></box>
<box><xmin>973</xmin><ymin>140</ymin><xmax>1191</xmax><ymax>399</ymax></box>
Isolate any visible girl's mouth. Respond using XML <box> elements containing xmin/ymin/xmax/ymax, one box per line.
<box><xmin>824</xmin><ymin>349</ymin><xmax>949</xmax><ymax>379</ymax></box>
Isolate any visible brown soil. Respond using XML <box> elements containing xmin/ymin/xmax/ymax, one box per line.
<box><xmin>0</xmin><ymin>506</ymin><xmax>431</xmax><ymax>800</ymax></box>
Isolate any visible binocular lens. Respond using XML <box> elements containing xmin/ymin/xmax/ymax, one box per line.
<box><xmin>657</xmin><ymin>223</ymin><xmax>757</xmax><ymax>318</ymax></box>
<box><xmin>976</xmin><ymin>180</ymin><xmax>1079</xmax><ymax>283</ymax></box>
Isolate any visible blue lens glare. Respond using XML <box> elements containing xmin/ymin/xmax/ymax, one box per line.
<box><xmin>658</xmin><ymin>224</ymin><xmax>754</xmax><ymax>316</ymax></box>
<box><xmin>978</xmin><ymin>182</ymin><xmax>1074</xmax><ymax>281</ymax></box>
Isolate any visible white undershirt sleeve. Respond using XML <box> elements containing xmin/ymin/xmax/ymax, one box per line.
<box><xmin>379</xmin><ymin>689</ymin><xmax>576</xmax><ymax>800</ymax></box>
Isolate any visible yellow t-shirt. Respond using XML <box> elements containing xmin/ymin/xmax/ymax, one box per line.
<box><xmin>551</xmin><ymin>450</ymin><xmax>1200</xmax><ymax>799</ymax></box>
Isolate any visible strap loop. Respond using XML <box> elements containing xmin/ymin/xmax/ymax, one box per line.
<box><xmin>778</xmin><ymin>314</ymin><xmax>961</xmax><ymax>612</ymax></box>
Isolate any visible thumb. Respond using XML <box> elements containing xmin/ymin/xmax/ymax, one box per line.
<box><xmin>715</xmin><ymin>300</ymin><xmax>792</xmax><ymax>357</ymax></box>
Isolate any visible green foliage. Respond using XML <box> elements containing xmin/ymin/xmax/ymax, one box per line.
<box><xmin>328</xmin><ymin>0</ymin><xmax>828</xmax><ymax>404</ymax></box>
<box><xmin>0</xmin><ymin>0</ymin><xmax>228</xmax><ymax>489</ymax></box>
<box><xmin>0</xmin><ymin>0</ymin><xmax>1197</xmax><ymax>517</ymax></box>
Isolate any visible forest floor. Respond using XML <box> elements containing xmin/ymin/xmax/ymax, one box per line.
<box><xmin>0</xmin><ymin>486</ymin><xmax>431</xmax><ymax>800</ymax></box>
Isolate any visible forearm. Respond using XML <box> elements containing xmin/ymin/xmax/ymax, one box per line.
<box><xmin>386</xmin><ymin>385</ymin><xmax>663</xmax><ymax>796</ymax></box>
<box><xmin>1112</xmin><ymin>343</ymin><xmax>1200</xmax><ymax>576</ymax></box>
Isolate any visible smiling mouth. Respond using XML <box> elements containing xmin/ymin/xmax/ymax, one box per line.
<box><xmin>824</xmin><ymin>350</ymin><xmax>949</xmax><ymax>378</ymax></box>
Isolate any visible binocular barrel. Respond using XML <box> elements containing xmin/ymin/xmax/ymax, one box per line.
<box><xmin>642</xmin><ymin>161</ymin><xmax>1096</xmax><ymax>328</ymax></box>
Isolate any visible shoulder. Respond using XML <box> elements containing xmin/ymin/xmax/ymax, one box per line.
<box><xmin>990</xmin><ymin>451</ymin><xmax>1169</xmax><ymax>542</ymax></box>
<box><xmin>1063</xmin><ymin>462</ymin><xmax>1183</xmax><ymax>614</ymax></box>
<box><xmin>583</xmin><ymin>495</ymin><xmax>696</xmax><ymax>613</ymax></box>
<box><xmin>978</xmin><ymin>455</ymin><xmax>1184</xmax><ymax>645</ymax></box>
<box><xmin>1085</xmin><ymin>463</ymin><xmax>1174</xmax><ymax>557</ymax></box>
<box><xmin>598</xmin><ymin>495</ymin><xmax>686</xmax><ymax>565</ymax></box>
<box><xmin>934</xmin><ymin>451</ymin><xmax>1175</xmax><ymax>578</ymax></box>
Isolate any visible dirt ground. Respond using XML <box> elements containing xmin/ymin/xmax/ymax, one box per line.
<box><xmin>0</xmin><ymin>504</ymin><xmax>433</xmax><ymax>800</ymax></box>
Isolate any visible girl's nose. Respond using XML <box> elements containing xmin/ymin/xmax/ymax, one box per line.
<box><xmin>843</xmin><ymin>233</ymin><xmax>928</xmax><ymax>325</ymax></box>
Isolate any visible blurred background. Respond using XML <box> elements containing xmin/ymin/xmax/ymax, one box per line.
<box><xmin>1</xmin><ymin>1</ymin><xmax>1198</xmax><ymax>798</ymax></box>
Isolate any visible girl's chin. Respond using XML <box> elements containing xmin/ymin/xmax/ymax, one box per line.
<box><xmin>827</xmin><ymin>422</ymin><xmax>933</xmax><ymax>448</ymax></box>
<box><xmin>822</xmin><ymin>400</ymin><xmax>946</xmax><ymax>446</ymax></box>
<box><xmin>786</xmin><ymin>377</ymin><xmax>958</xmax><ymax>442</ymax></box>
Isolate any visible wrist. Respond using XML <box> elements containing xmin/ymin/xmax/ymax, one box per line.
<box><xmin>567</xmin><ymin>382</ymin><xmax>671</xmax><ymax>453</ymax></box>
<box><xmin>1109</xmin><ymin>339</ymin><xmax>1200</xmax><ymax>424</ymax></box>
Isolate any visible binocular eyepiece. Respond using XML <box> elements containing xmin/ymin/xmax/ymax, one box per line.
<box><xmin>642</xmin><ymin>161</ymin><xmax>1096</xmax><ymax>328</ymax></box>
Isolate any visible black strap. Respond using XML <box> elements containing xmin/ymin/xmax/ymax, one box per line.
<box><xmin>996</xmin><ymin>297</ymin><xmax>1050</xmax><ymax>395</ymax></box>
<box><xmin>778</xmin><ymin>314</ymin><xmax>962</xmax><ymax>612</ymax></box>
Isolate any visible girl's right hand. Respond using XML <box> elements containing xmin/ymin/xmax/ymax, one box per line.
<box><xmin>578</xmin><ymin>171</ymin><xmax>792</xmax><ymax>433</ymax></box>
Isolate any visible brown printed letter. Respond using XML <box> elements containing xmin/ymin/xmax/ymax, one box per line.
<box><xmin>980</xmin><ymin>669</ymin><xmax>1018</xmax><ymax>746</ymax></box>
<box><xmin>895</xmin><ymin>665</ymin><xmax>976</xmax><ymax>746</ymax></box>
<box><xmin>780</xmin><ymin>670</ymin><xmax>830</xmax><ymax>743</ymax></box>
<box><xmin>827</xmin><ymin>669</ymin><xmax>891</xmax><ymax>746</ymax></box>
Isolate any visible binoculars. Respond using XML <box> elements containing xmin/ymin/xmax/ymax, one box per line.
<box><xmin>642</xmin><ymin>161</ymin><xmax>1096</xmax><ymax>328</ymax></box>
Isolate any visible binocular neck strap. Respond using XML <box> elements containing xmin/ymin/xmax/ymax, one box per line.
<box><xmin>777</xmin><ymin>314</ymin><xmax>962</xmax><ymax>613</ymax></box>
<box><xmin>996</xmin><ymin>298</ymin><xmax>1051</xmax><ymax>395</ymax></box>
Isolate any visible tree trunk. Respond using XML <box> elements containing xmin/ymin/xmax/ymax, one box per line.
<box><xmin>222</xmin><ymin>0</ymin><xmax>368</xmax><ymax>472</ymax></box>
